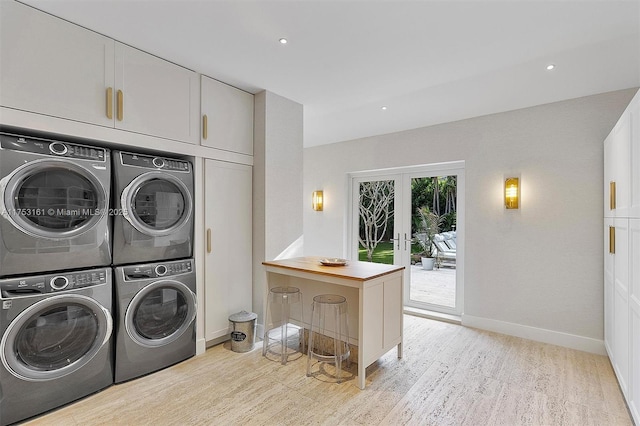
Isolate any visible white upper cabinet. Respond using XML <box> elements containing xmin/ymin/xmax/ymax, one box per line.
<box><xmin>1</xmin><ymin>2</ymin><xmax>200</xmax><ymax>145</ymax></box>
<box><xmin>0</xmin><ymin>1</ymin><xmax>114</xmax><ymax>127</ymax></box>
<box><xmin>114</xmin><ymin>43</ymin><xmax>200</xmax><ymax>144</ymax></box>
<box><xmin>604</xmin><ymin>109</ymin><xmax>631</xmax><ymax>218</ymax></box>
<box><xmin>201</xmin><ymin>75</ymin><xmax>254</xmax><ymax>155</ymax></box>
<box><xmin>630</xmin><ymin>95</ymin><xmax>640</xmax><ymax>218</ymax></box>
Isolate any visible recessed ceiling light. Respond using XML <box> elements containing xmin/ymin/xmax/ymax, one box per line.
<box><xmin>381</xmin><ymin>106</ymin><xmax>388</xmax><ymax>111</ymax></box>
<box><xmin>279</xmin><ymin>38</ymin><xmax>288</xmax><ymax>44</ymax></box>
<box><xmin>546</xmin><ymin>64</ymin><xmax>555</xmax><ymax>71</ymax></box>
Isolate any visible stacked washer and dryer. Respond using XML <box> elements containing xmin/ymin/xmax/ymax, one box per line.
<box><xmin>0</xmin><ymin>133</ymin><xmax>114</xmax><ymax>426</ymax></box>
<box><xmin>110</xmin><ymin>150</ymin><xmax>196</xmax><ymax>384</ymax></box>
<box><xmin>0</xmin><ymin>133</ymin><xmax>196</xmax><ymax>425</ymax></box>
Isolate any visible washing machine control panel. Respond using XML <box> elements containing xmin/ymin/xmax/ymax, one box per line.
<box><xmin>0</xmin><ymin>269</ymin><xmax>109</xmax><ymax>297</ymax></box>
<box><xmin>120</xmin><ymin>152</ymin><xmax>191</xmax><ymax>172</ymax></box>
<box><xmin>0</xmin><ymin>133</ymin><xmax>107</xmax><ymax>161</ymax></box>
<box><xmin>123</xmin><ymin>260</ymin><xmax>193</xmax><ymax>280</ymax></box>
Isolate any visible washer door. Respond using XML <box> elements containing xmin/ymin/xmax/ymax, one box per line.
<box><xmin>0</xmin><ymin>159</ymin><xmax>108</xmax><ymax>239</ymax></box>
<box><xmin>125</xmin><ymin>280</ymin><xmax>196</xmax><ymax>348</ymax></box>
<box><xmin>0</xmin><ymin>294</ymin><xmax>112</xmax><ymax>381</ymax></box>
<box><xmin>121</xmin><ymin>172</ymin><xmax>192</xmax><ymax>237</ymax></box>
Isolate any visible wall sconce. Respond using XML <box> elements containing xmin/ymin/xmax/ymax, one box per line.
<box><xmin>504</xmin><ymin>177</ymin><xmax>519</xmax><ymax>209</ymax></box>
<box><xmin>312</xmin><ymin>190</ymin><xmax>324</xmax><ymax>211</ymax></box>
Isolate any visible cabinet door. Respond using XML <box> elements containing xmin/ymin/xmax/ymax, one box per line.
<box><xmin>613</xmin><ymin>218</ymin><xmax>630</xmax><ymax>397</ymax></box>
<box><xmin>604</xmin><ymin>219</ymin><xmax>615</xmax><ymax>356</ymax></box>
<box><xmin>0</xmin><ymin>1</ymin><xmax>114</xmax><ymax>127</ymax></box>
<box><xmin>204</xmin><ymin>159</ymin><xmax>253</xmax><ymax>341</ymax></box>
<box><xmin>630</xmin><ymin>93</ymin><xmax>640</xmax><ymax>218</ymax></box>
<box><xmin>201</xmin><ymin>76</ymin><xmax>254</xmax><ymax>155</ymax></box>
<box><xmin>383</xmin><ymin>275</ymin><xmax>403</xmax><ymax>348</ymax></box>
<box><xmin>604</xmin><ymin>112</ymin><xmax>631</xmax><ymax>217</ymax></box>
<box><xmin>115</xmin><ymin>43</ymin><xmax>200</xmax><ymax>144</ymax></box>
<box><xmin>629</xmin><ymin>219</ymin><xmax>640</xmax><ymax>424</ymax></box>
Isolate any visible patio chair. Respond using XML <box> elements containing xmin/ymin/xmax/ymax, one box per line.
<box><xmin>433</xmin><ymin>234</ymin><xmax>456</xmax><ymax>267</ymax></box>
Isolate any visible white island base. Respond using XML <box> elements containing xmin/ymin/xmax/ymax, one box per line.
<box><xmin>263</xmin><ymin>256</ymin><xmax>404</xmax><ymax>389</ymax></box>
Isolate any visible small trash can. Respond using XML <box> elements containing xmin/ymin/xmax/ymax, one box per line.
<box><xmin>228</xmin><ymin>310</ymin><xmax>257</xmax><ymax>353</ymax></box>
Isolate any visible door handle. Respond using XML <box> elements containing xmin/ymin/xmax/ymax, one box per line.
<box><xmin>609</xmin><ymin>226</ymin><xmax>615</xmax><ymax>254</ymax></box>
<box><xmin>106</xmin><ymin>87</ymin><xmax>113</xmax><ymax>119</ymax></box>
<box><xmin>403</xmin><ymin>233</ymin><xmax>411</xmax><ymax>250</ymax></box>
<box><xmin>117</xmin><ymin>90</ymin><xmax>124</xmax><ymax>121</ymax></box>
<box><xmin>392</xmin><ymin>233</ymin><xmax>400</xmax><ymax>250</ymax></box>
<box><xmin>610</xmin><ymin>181</ymin><xmax>616</xmax><ymax>210</ymax></box>
<box><xmin>207</xmin><ymin>228</ymin><xmax>211</xmax><ymax>253</ymax></box>
<box><xmin>202</xmin><ymin>115</ymin><xmax>208</xmax><ymax>140</ymax></box>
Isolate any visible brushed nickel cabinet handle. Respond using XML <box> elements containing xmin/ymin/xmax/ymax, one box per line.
<box><xmin>117</xmin><ymin>90</ymin><xmax>124</xmax><ymax>121</ymax></box>
<box><xmin>610</xmin><ymin>181</ymin><xmax>616</xmax><ymax>210</ymax></box>
<box><xmin>203</xmin><ymin>115</ymin><xmax>208</xmax><ymax>140</ymax></box>
<box><xmin>106</xmin><ymin>87</ymin><xmax>113</xmax><ymax>119</ymax></box>
<box><xmin>609</xmin><ymin>226</ymin><xmax>615</xmax><ymax>254</ymax></box>
<box><xmin>207</xmin><ymin>228</ymin><xmax>211</xmax><ymax>253</ymax></box>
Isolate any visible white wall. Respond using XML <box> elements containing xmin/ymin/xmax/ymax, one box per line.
<box><xmin>303</xmin><ymin>88</ymin><xmax>638</xmax><ymax>352</ymax></box>
<box><xmin>254</xmin><ymin>91</ymin><xmax>304</xmax><ymax>323</ymax></box>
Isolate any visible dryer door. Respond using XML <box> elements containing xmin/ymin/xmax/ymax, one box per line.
<box><xmin>121</xmin><ymin>172</ymin><xmax>192</xmax><ymax>237</ymax></box>
<box><xmin>0</xmin><ymin>294</ymin><xmax>112</xmax><ymax>381</ymax></box>
<box><xmin>125</xmin><ymin>280</ymin><xmax>196</xmax><ymax>348</ymax></box>
<box><xmin>0</xmin><ymin>159</ymin><xmax>108</xmax><ymax>239</ymax></box>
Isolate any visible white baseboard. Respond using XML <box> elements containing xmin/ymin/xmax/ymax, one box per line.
<box><xmin>196</xmin><ymin>337</ymin><xmax>207</xmax><ymax>355</ymax></box>
<box><xmin>461</xmin><ymin>314</ymin><xmax>607</xmax><ymax>355</ymax></box>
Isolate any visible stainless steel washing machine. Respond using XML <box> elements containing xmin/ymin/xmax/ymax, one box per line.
<box><xmin>112</xmin><ymin>150</ymin><xmax>193</xmax><ymax>265</ymax></box>
<box><xmin>0</xmin><ymin>132</ymin><xmax>111</xmax><ymax>277</ymax></box>
<box><xmin>114</xmin><ymin>258</ymin><xmax>196</xmax><ymax>383</ymax></box>
<box><xmin>0</xmin><ymin>267</ymin><xmax>113</xmax><ymax>426</ymax></box>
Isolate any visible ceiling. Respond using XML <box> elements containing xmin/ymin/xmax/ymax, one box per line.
<box><xmin>20</xmin><ymin>0</ymin><xmax>640</xmax><ymax>147</ymax></box>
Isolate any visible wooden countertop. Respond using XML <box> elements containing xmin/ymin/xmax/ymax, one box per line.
<box><xmin>263</xmin><ymin>256</ymin><xmax>404</xmax><ymax>282</ymax></box>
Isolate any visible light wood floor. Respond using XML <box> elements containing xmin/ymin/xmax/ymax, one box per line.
<box><xmin>25</xmin><ymin>315</ymin><xmax>633</xmax><ymax>426</ymax></box>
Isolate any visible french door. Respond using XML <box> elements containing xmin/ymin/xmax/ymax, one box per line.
<box><xmin>349</xmin><ymin>162</ymin><xmax>464</xmax><ymax>316</ymax></box>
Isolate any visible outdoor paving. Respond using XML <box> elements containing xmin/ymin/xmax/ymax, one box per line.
<box><xmin>409</xmin><ymin>264</ymin><xmax>456</xmax><ymax>308</ymax></box>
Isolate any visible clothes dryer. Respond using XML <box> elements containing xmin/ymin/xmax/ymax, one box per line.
<box><xmin>114</xmin><ymin>258</ymin><xmax>196</xmax><ymax>383</ymax></box>
<box><xmin>0</xmin><ymin>132</ymin><xmax>111</xmax><ymax>277</ymax></box>
<box><xmin>112</xmin><ymin>150</ymin><xmax>193</xmax><ymax>265</ymax></box>
<box><xmin>0</xmin><ymin>267</ymin><xmax>113</xmax><ymax>426</ymax></box>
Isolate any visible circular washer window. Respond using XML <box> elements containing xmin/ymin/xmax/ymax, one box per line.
<box><xmin>132</xmin><ymin>179</ymin><xmax>186</xmax><ymax>230</ymax></box>
<box><xmin>121</xmin><ymin>172</ymin><xmax>192</xmax><ymax>237</ymax></box>
<box><xmin>1</xmin><ymin>160</ymin><xmax>107</xmax><ymax>239</ymax></box>
<box><xmin>0</xmin><ymin>295</ymin><xmax>112</xmax><ymax>381</ymax></box>
<box><xmin>125</xmin><ymin>281</ymin><xmax>196</xmax><ymax>348</ymax></box>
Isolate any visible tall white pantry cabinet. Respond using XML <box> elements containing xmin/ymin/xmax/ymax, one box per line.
<box><xmin>604</xmin><ymin>88</ymin><xmax>640</xmax><ymax>425</ymax></box>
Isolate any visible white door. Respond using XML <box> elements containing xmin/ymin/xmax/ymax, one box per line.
<box><xmin>114</xmin><ymin>43</ymin><xmax>200</xmax><ymax>144</ymax></box>
<box><xmin>201</xmin><ymin>76</ymin><xmax>254</xmax><ymax>155</ymax></box>
<box><xmin>349</xmin><ymin>162</ymin><xmax>464</xmax><ymax>316</ymax></box>
<box><xmin>630</xmin><ymin>218</ymin><xmax>640</xmax><ymax>421</ymax></box>
<box><xmin>0</xmin><ymin>1</ymin><xmax>115</xmax><ymax>127</ymax></box>
<box><xmin>203</xmin><ymin>159</ymin><xmax>253</xmax><ymax>341</ymax></box>
<box><xmin>613</xmin><ymin>217</ymin><xmax>630</xmax><ymax>397</ymax></box>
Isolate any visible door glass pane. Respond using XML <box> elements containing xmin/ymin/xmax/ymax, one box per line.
<box><xmin>134</xmin><ymin>287</ymin><xmax>188</xmax><ymax>339</ymax></box>
<box><xmin>16</xmin><ymin>169</ymin><xmax>98</xmax><ymax>229</ymax></box>
<box><xmin>16</xmin><ymin>303</ymin><xmax>98</xmax><ymax>370</ymax></box>
<box><xmin>358</xmin><ymin>180</ymin><xmax>395</xmax><ymax>264</ymax></box>
<box><xmin>133</xmin><ymin>179</ymin><xmax>185</xmax><ymax>230</ymax></box>
<box><xmin>409</xmin><ymin>176</ymin><xmax>457</xmax><ymax>309</ymax></box>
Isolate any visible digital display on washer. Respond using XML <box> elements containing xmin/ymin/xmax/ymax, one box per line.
<box><xmin>0</xmin><ymin>133</ymin><xmax>106</xmax><ymax>161</ymax></box>
<box><xmin>123</xmin><ymin>260</ymin><xmax>193</xmax><ymax>280</ymax></box>
<box><xmin>120</xmin><ymin>152</ymin><xmax>190</xmax><ymax>171</ymax></box>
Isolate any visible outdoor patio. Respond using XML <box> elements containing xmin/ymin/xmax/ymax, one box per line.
<box><xmin>409</xmin><ymin>264</ymin><xmax>456</xmax><ymax>308</ymax></box>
